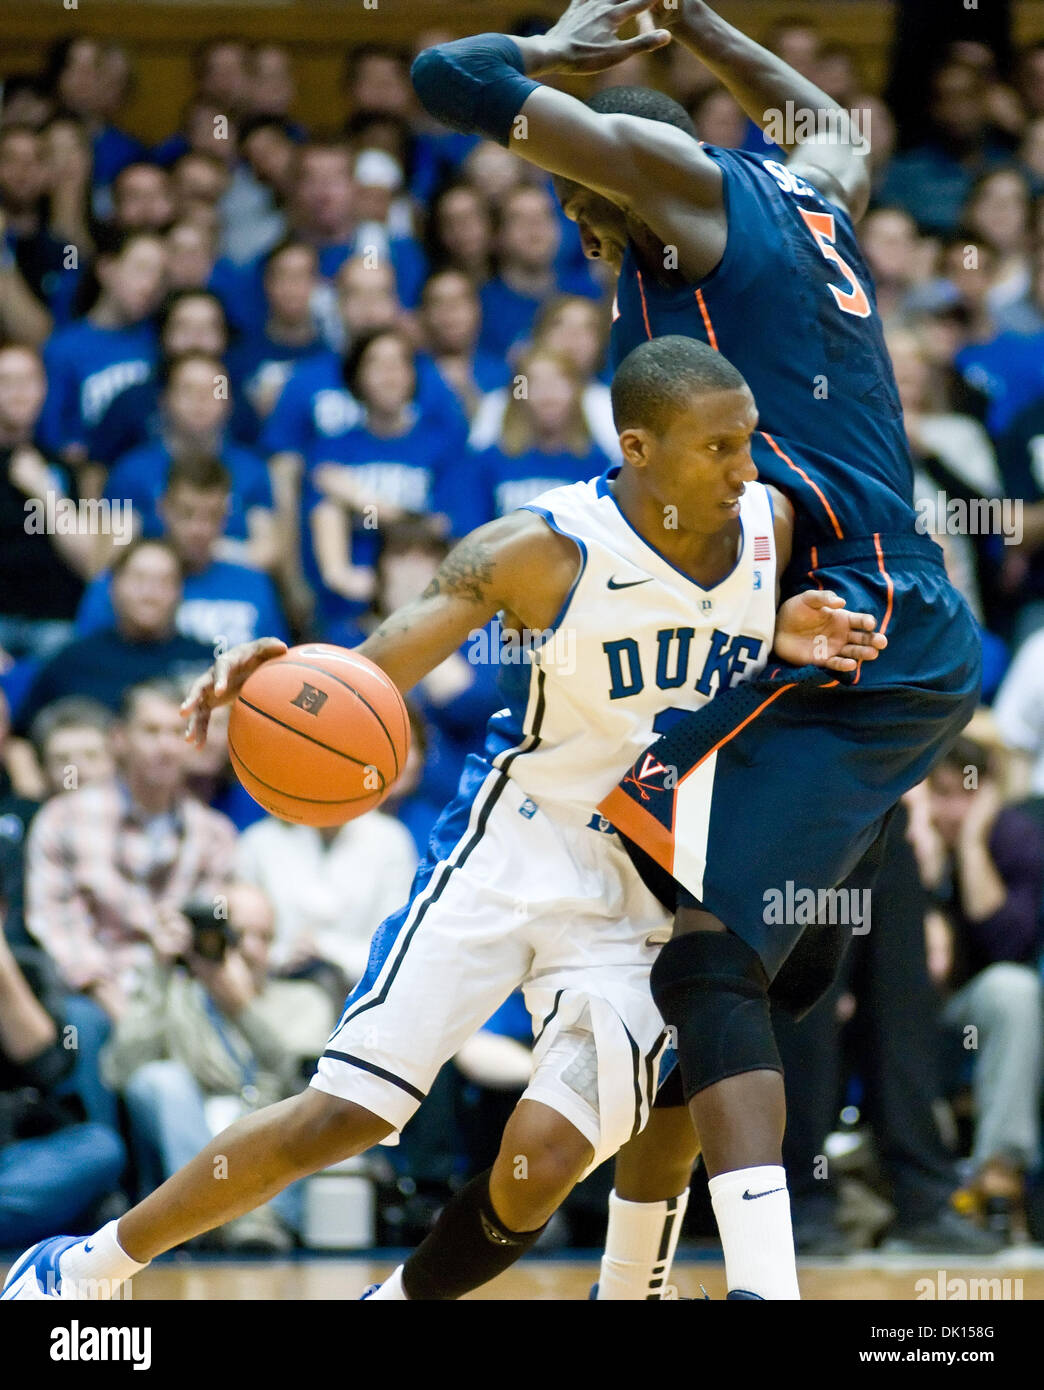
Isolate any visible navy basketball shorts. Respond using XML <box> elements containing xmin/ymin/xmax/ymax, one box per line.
<box><xmin>600</xmin><ymin>540</ymin><xmax>982</xmax><ymax>980</ymax></box>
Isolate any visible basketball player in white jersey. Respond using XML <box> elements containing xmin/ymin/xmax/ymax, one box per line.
<box><xmin>2</xmin><ymin>337</ymin><xmax>885</xmax><ymax>1302</ymax></box>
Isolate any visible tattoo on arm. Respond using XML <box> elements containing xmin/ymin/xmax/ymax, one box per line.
<box><xmin>422</xmin><ymin>535</ymin><xmax>496</xmax><ymax>604</ymax></box>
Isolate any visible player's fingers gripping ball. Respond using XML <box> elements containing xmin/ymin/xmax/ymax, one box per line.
<box><xmin>227</xmin><ymin>643</ymin><xmax>411</xmax><ymax>826</ymax></box>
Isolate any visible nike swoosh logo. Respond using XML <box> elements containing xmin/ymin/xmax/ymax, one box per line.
<box><xmin>742</xmin><ymin>1187</ymin><xmax>786</xmax><ymax>1201</ymax></box>
<box><xmin>607</xmin><ymin>577</ymin><xmax>653</xmax><ymax>590</ymax></box>
<box><xmin>83</xmin><ymin>1242</ymin><xmax>93</xmax><ymax>1253</ymax></box>
<box><xmin>480</xmin><ymin>1212</ymin><xmax>518</xmax><ymax>1247</ymax></box>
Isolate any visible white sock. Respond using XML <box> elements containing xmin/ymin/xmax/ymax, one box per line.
<box><xmin>596</xmin><ymin>1189</ymin><xmax>690</xmax><ymax>1300</ymax></box>
<box><xmin>707</xmin><ymin>1166</ymin><xmax>800</xmax><ymax>1300</ymax></box>
<box><xmin>365</xmin><ymin>1265</ymin><xmax>408</xmax><ymax>1300</ymax></box>
<box><xmin>57</xmin><ymin>1221</ymin><xmax>148</xmax><ymax>1299</ymax></box>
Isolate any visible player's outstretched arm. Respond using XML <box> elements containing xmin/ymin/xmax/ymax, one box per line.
<box><xmin>411</xmin><ymin>2</ymin><xmax>723</xmax><ymax>231</ymax></box>
<box><xmin>182</xmin><ymin>515</ymin><xmax>580</xmax><ymax>745</ymax></box>
<box><xmin>656</xmin><ymin>0</ymin><xmax>871</xmax><ymax>220</ymax></box>
<box><xmin>773</xmin><ymin>591</ymin><xmax>887</xmax><ymax>674</ymax></box>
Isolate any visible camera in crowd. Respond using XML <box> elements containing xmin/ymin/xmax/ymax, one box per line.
<box><xmin>181</xmin><ymin>901</ymin><xmax>238</xmax><ymax>964</ymax></box>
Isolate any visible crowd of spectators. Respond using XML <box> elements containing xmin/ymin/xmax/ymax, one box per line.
<box><xmin>1</xmin><ymin>14</ymin><xmax>1044</xmax><ymax>1255</ymax></box>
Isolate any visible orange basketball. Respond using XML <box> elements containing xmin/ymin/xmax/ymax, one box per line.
<box><xmin>227</xmin><ymin>643</ymin><xmax>410</xmax><ymax>827</ymax></box>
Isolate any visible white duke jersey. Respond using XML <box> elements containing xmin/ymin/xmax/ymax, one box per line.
<box><xmin>482</xmin><ymin>469</ymin><xmax>779</xmax><ymax>814</ymax></box>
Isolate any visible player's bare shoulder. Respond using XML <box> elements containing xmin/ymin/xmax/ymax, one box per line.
<box><xmin>425</xmin><ymin>510</ymin><xmax>581</xmax><ymax>634</ymax></box>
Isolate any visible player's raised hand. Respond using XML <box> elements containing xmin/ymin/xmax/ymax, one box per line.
<box><xmin>643</xmin><ymin>0</ymin><xmax>712</xmax><ymax>32</ymax></box>
<box><xmin>530</xmin><ymin>0</ymin><xmax>672</xmax><ymax>76</ymax></box>
<box><xmin>180</xmin><ymin>637</ymin><xmax>288</xmax><ymax>746</ymax></box>
<box><xmin>772</xmin><ymin>590</ymin><xmax>887</xmax><ymax>673</ymax></box>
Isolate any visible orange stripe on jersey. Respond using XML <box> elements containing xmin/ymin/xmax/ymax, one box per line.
<box><xmin>635</xmin><ymin>269</ymin><xmax>653</xmax><ymax>340</ymax></box>
<box><xmin>599</xmin><ymin>784</ymin><xmax>676</xmax><ymax>876</ymax></box>
<box><xmin>807</xmin><ymin>543</ymin><xmax>824</xmax><ymax>589</ymax></box>
<box><xmin>679</xmin><ymin>682</ymin><xmax>797</xmax><ymax>786</ymax></box>
<box><xmin>873</xmin><ymin>533</ymin><xmax>894</xmax><ymax>635</ymax></box>
<box><xmin>851</xmin><ymin>535</ymin><xmax>894</xmax><ymax>687</ymax></box>
<box><xmin>694</xmin><ymin>289</ymin><xmax>719</xmax><ymax>350</ymax></box>
<box><xmin>760</xmin><ymin>432</ymin><xmax>844</xmax><ymax>540</ymax></box>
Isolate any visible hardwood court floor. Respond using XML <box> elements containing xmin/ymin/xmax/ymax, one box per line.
<box><xmin>10</xmin><ymin>1254</ymin><xmax>1039</xmax><ymax>1301</ymax></box>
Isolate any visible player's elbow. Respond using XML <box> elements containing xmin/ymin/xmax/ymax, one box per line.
<box><xmin>410</xmin><ymin>46</ymin><xmax>454</xmax><ymax>123</ymax></box>
<box><xmin>826</xmin><ymin>137</ymin><xmax>872</xmax><ymax>222</ymax></box>
<box><xmin>793</xmin><ymin>129</ymin><xmax>872</xmax><ymax>221</ymax></box>
<box><xmin>840</xmin><ymin>158</ymin><xmax>872</xmax><ymax>223</ymax></box>
<box><xmin>410</xmin><ymin>35</ymin><xmax>536</xmax><ymax>143</ymax></box>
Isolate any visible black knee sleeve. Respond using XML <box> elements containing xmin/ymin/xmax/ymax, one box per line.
<box><xmin>650</xmin><ymin>932</ymin><xmax>781</xmax><ymax>1101</ymax></box>
<box><xmin>402</xmin><ymin>1169</ymin><xmax>546</xmax><ymax>1300</ymax></box>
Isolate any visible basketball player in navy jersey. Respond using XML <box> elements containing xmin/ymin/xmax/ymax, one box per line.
<box><xmin>402</xmin><ymin>0</ymin><xmax>982</xmax><ymax>1300</ymax></box>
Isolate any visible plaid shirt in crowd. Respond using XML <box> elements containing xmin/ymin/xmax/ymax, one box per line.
<box><xmin>26</xmin><ymin>780</ymin><xmax>237</xmax><ymax>992</ymax></box>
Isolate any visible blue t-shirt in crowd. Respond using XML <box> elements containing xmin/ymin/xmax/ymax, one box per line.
<box><xmin>956</xmin><ymin>332</ymin><xmax>1044</xmax><ymax>437</ymax></box>
<box><xmin>6</xmin><ymin>226</ymin><xmax>81</xmax><ymax>325</ymax></box>
<box><xmin>261</xmin><ymin>350</ymin><xmax>465</xmax><ymax>460</ymax></box>
<box><xmin>76</xmin><ymin>559</ymin><xmax>289</xmax><ymax>650</ymax></box>
<box><xmin>304</xmin><ymin>410</ymin><xmax>469</xmax><ymax>625</ymax></box>
<box><xmin>14</xmin><ymin>628</ymin><xmax>212</xmax><ymax>735</ymax></box>
<box><xmin>477</xmin><ymin>269</ymin><xmax>602</xmax><ymax>361</ymax></box>
<box><xmin>151</xmin><ymin>127</ymin><xmax>306</xmax><ymax>169</ymax></box>
<box><xmin>409</xmin><ymin>130</ymin><xmax>481</xmax><ymax>202</ymax></box>
<box><xmin>90</xmin><ymin>374</ymin><xmax>260</xmax><ymax>465</ymax></box>
<box><xmin>214</xmin><ymin>236</ymin><xmax>428</xmax><ymax>336</ymax></box>
<box><xmin>209</xmin><ymin>776</ymin><xmax>268</xmax><ymax>831</ymax></box>
<box><xmin>473</xmin><ymin>442</ymin><xmax>610</xmax><ymax>523</ymax></box>
<box><xmin>150</xmin><ymin>133</ymin><xmax>190</xmax><ymax>167</ymax></box>
<box><xmin>226</xmin><ymin>329</ymin><xmax>326</xmax><ymax>424</ymax></box>
<box><xmin>39</xmin><ymin>319</ymin><xmax>158</xmax><ymax>457</ymax></box>
<box><xmin>878</xmin><ymin>141</ymin><xmax>1014</xmax><ymax>235</ymax></box>
<box><xmin>314</xmin><ymin>238</ymin><xmax>427</xmax><ymax>310</ymax></box>
<box><xmin>92</xmin><ymin>126</ymin><xmax>145</xmax><ymax>188</ymax></box>
<box><xmin>429</xmin><ymin>351</ymin><xmax>514</xmax><ymax>418</ymax></box>
<box><xmin>103</xmin><ymin>439</ymin><xmax>273</xmax><ymax>541</ymax></box>
<box><xmin>207</xmin><ymin>256</ymin><xmax>253</xmax><ymax>327</ymax></box>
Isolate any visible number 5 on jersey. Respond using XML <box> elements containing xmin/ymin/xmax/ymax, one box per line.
<box><xmin>798</xmin><ymin>208</ymin><xmax>871</xmax><ymax>319</ymax></box>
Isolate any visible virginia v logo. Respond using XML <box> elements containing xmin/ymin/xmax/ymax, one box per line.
<box><xmin>290</xmin><ymin>682</ymin><xmax>328</xmax><ymax>716</ymax></box>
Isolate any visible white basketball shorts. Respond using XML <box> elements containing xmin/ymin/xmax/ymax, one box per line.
<box><xmin>311</xmin><ymin>761</ymin><xmax>673</xmax><ymax>1171</ymax></box>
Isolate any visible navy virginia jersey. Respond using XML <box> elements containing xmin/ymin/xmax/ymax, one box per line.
<box><xmin>611</xmin><ymin>146</ymin><xmax>918</xmax><ymax>566</ymax></box>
